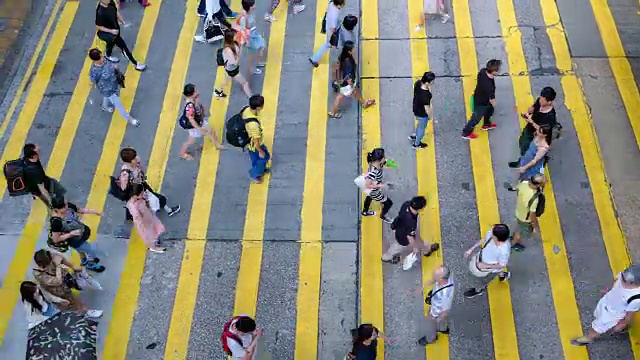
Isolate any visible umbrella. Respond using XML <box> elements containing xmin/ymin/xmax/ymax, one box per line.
<box><xmin>26</xmin><ymin>311</ymin><xmax>98</xmax><ymax>360</ymax></box>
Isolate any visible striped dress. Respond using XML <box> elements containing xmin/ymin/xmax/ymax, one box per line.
<box><xmin>366</xmin><ymin>164</ymin><xmax>387</xmax><ymax>202</ymax></box>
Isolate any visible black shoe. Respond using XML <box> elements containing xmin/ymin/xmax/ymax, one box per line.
<box><xmin>308</xmin><ymin>58</ymin><xmax>319</xmax><ymax>68</ymax></box>
<box><xmin>508</xmin><ymin>161</ymin><xmax>519</xmax><ymax>168</ymax></box>
<box><xmin>507</xmin><ymin>186</ymin><xmax>517</xmax><ymax>192</ymax></box>
<box><xmin>382</xmin><ymin>255</ymin><xmax>400</xmax><ymax>264</ymax></box>
<box><xmin>464</xmin><ymin>288</ymin><xmax>485</xmax><ymax>298</ymax></box>
<box><xmin>512</xmin><ymin>243</ymin><xmax>526</xmax><ymax>252</ymax></box>
<box><xmin>438</xmin><ymin>328</ymin><xmax>450</xmax><ymax>335</ymax></box>
<box><xmin>214</xmin><ymin>89</ymin><xmax>227</xmax><ymax>98</ymax></box>
<box><xmin>381</xmin><ymin>216</ymin><xmax>393</xmax><ymax>224</ymax></box>
<box><xmin>408</xmin><ymin>134</ymin><xmax>417</xmax><ymax>141</ymax></box>
<box><xmin>85</xmin><ymin>263</ymin><xmax>106</xmax><ymax>273</ymax></box>
<box><xmin>167</xmin><ymin>205</ymin><xmax>181</xmax><ymax>217</ymax></box>
<box><xmin>412</xmin><ymin>142</ymin><xmax>428</xmax><ymax>149</ymax></box>
<box><xmin>361</xmin><ymin>211</ymin><xmax>376</xmax><ymax>217</ymax></box>
<box><xmin>417</xmin><ymin>336</ymin><xmax>430</xmax><ymax>346</ymax></box>
<box><xmin>499</xmin><ymin>271</ymin><xmax>511</xmax><ymax>282</ymax></box>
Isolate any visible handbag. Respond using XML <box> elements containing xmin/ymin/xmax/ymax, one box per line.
<box><xmin>63</xmin><ymin>273</ymin><xmax>81</xmax><ymax>290</ymax></box>
<box><xmin>115</xmin><ymin>67</ymin><xmax>126</xmax><ymax>88</ymax></box>
<box><xmin>329</xmin><ymin>26</ymin><xmax>341</xmax><ymax>46</ymax></box>
<box><xmin>468</xmin><ymin>232</ymin><xmax>492</xmax><ymax>278</ymax></box>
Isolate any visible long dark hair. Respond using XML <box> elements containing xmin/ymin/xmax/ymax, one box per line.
<box><xmin>366</xmin><ymin>148</ymin><xmax>385</xmax><ymax>164</ymax></box>
<box><xmin>339</xmin><ymin>41</ymin><xmax>355</xmax><ymax>65</ymax></box>
<box><xmin>20</xmin><ymin>281</ymin><xmax>43</xmax><ymax>313</ymax></box>
<box><xmin>130</xmin><ymin>183</ymin><xmax>145</xmax><ymax>198</ymax></box>
<box><xmin>538</xmin><ymin>125</ymin><xmax>553</xmax><ymax>145</ymax></box>
<box><xmin>224</xmin><ymin>30</ymin><xmax>239</xmax><ymax>57</ymax></box>
<box><xmin>352</xmin><ymin>324</ymin><xmax>375</xmax><ymax>346</ymax></box>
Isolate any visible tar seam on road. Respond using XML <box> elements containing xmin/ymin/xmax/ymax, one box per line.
<box><xmin>360</xmin><ymin>1</ymin><xmax>386</xmax><ymax>357</ymax></box>
<box><xmin>453</xmin><ymin>0</ymin><xmax>521</xmax><ymax>358</ymax></box>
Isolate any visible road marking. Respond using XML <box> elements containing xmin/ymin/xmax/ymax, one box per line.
<box><xmin>0</xmin><ymin>2</ymin><xmax>77</xmax><ymax>197</ymax></box>
<box><xmin>232</xmin><ymin>4</ymin><xmax>287</xmax><ymax>317</ymax></box>
<box><xmin>0</xmin><ymin>0</ymin><xmax>64</xmax><ymax>140</ymax></box>
<box><xmin>541</xmin><ymin>0</ymin><xmax>640</xmax><ymax>357</ymax></box>
<box><xmin>360</xmin><ymin>1</ymin><xmax>385</xmax><ymax>357</ymax></box>
<box><xmin>163</xmin><ymin>15</ymin><xmax>234</xmax><ymax>360</ymax></box>
<box><xmin>406</xmin><ymin>1</ymin><xmax>450</xmax><ymax>358</ymax></box>
<box><xmin>451</xmin><ymin>0</ymin><xmax>520</xmax><ymax>358</ymax></box>
<box><xmin>499</xmin><ymin>0</ymin><xmax>588</xmax><ymax>358</ymax></box>
<box><xmin>0</xmin><ymin>2</ymin><xmax>78</xmax><ymax>347</ymax></box>
<box><xmin>293</xmin><ymin>2</ymin><xmax>329</xmax><ymax>358</ymax></box>
<box><xmin>588</xmin><ymin>0</ymin><xmax>640</xmax><ymax>151</ymax></box>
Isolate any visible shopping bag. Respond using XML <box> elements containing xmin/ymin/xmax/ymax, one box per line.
<box><xmin>75</xmin><ymin>269</ymin><xmax>103</xmax><ymax>291</ymax></box>
<box><xmin>353</xmin><ymin>175</ymin><xmax>372</xmax><ymax>195</ymax></box>
<box><xmin>146</xmin><ymin>190</ymin><xmax>161</xmax><ymax>213</ymax></box>
<box><xmin>402</xmin><ymin>252</ymin><xmax>419</xmax><ymax>271</ymax></box>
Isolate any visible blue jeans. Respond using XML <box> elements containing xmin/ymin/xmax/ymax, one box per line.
<box><xmin>414</xmin><ymin>116</ymin><xmax>430</xmax><ymax>145</ymax></box>
<box><xmin>310</xmin><ymin>34</ymin><xmax>331</xmax><ymax>63</ymax></box>
<box><xmin>73</xmin><ymin>240</ymin><xmax>102</xmax><ymax>260</ymax></box>
<box><xmin>249</xmin><ymin>144</ymin><xmax>271</xmax><ymax>180</ymax></box>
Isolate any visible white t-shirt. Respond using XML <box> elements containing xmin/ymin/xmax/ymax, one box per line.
<box><xmin>429</xmin><ymin>277</ymin><xmax>455</xmax><ymax>317</ymax></box>
<box><xmin>227</xmin><ymin>318</ymin><xmax>254</xmax><ymax>359</ymax></box>
<box><xmin>325</xmin><ymin>3</ymin><xmax>340</xmax><ymax>33</ymax></box>
<box><xmin>479</xmin><ymin>230</ymin><xmax>511</xmax><ymax>273</ymax></box>
<box><xmin>599</xmin><ymin>274</ymin><xmax>640</xmax><ymax>316</ymax></box>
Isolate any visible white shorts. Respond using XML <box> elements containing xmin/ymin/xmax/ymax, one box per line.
<box><xmin>591</xmin><ymin>300</ymin><xmax>624</xmax><ymax>334</ymax></box>
<box><xmin>188</xmin><ymin>120</ymin><xmax>209</xmax><ymax>138</ymax></box>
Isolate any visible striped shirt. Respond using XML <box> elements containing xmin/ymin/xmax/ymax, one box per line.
<box><xmin>366</xmin><ymin>164</ymin><xmax>386</xmax><ymax>201</ymax></box>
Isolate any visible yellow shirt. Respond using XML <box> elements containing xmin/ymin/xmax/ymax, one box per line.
<box><xmin>242</xmin><ymin>107</ymin><xmax>262</xmax><ymax>151</ymax></box>
<box><xmin>515</xmin><ymin>181</ymin><xmax>539</xmax><ymax>223</ymax></box>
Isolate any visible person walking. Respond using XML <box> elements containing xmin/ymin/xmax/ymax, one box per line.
<box><xmin>409</xmin><ymin>71</ymin><xmax>435</xmax><ymax>149</ymax></box>
<box><xmin>463</xmin><ymin>224</ymin><xmax>511</xmax><ymax>298</ymax></box>
<box><xmin>508</xmin><ymin>126</ymin><xmax>551</xmax><ymax>191</ymax></box>
<box><xmin>511</xmin><ymin>174</ymin><xmax>544</xmax><ymax>252</ymax></box>
<box><xmin>95</xmin><ymin>0</ymin><xmax>147</xmax><ymax>70</ymax></box>
<box><xmin>89</xmin><ymin>48</ymin><xmax>140</xmax><ymax>126</ymax></box>
<box><xmin>309</xmin><ymin>0</ymin><xmax>345</xmax><ymax>67</ymax></box>
<box><xmin>328</xmin><ymin>41</ymin><xmax>375</xmax><ymax>118</ymax></box>
<box><xmin>242</xmin><ymin>95</ymin><xmax>271</xmax><ymax>183</ymax></box>
<box><xmin>32</xmin><ymin>249</ymin><xmax>103</xmax><ymax>318</ymax></box>
<box><xmin>509</xmin><ymin>87</ymin><xmax>557</xmax><ymax>167</ymax></box>
<box><xmin>572</xmin><ymin>264</ymin><xmax>640</xmax><ymax>346</ymax></box>
<box><xmin>221</xmin><ymin>315</ymin><xmax>263</xmax><ymax>359</ymax></box>
<box><xmin>461</xmin><ymin>59</ymin><xmax>501</xmax><ymax>139</ymax></box>
<box><xmin>346</xmin><ymin>324</ymin><xmax>386</xmax><ymax>359</ymax></box>
<box><xmin>381</xmin><ymin>196</ymin><xmax>439</xmax><ymax>265</ymax></box>
<box><xmin>264</xmin><ymin>0</ymin><xmax>305</xmax><ymax>22</ymax></box>
<box><xmin>22</xmin><ymin>143</ymin><xmax>66</xmax><ymax>207</ymax></box>
<box><xmin>233</xmin><ymin>0</ymin><xmax>266</xmax><ymax>76</ymax></box>
<box><xmin>20</xmin><ymin>281</ymin><xmax>66</xmax><ymax>330</ymax></box>
<box><xmin>362</xmin><ymin>148</ymin><xmax>393</xmax><ymax>222</ymax></box>
<box><xmin>418</xmin><ymin>264</ymin><xmax>454</xmax><ymax>345</ymax></box>
<box><xmin>178</xmin><ymin>83</ymin><xmax>223</xmax><ymax>160</ymax></box>
<box><xmin>126</xmin><ymin>183</ymin><xmax>167</xmax><ymax>253</ymax></box>
<box><xmin>120</xmin><ymin>147</ymin><xmax>180</xmax><ymax>220</ymax></box>
<box><xmin>215</xmin><ymin>31</ymin><xmax>253</xmax><ymax>98</ymax></box>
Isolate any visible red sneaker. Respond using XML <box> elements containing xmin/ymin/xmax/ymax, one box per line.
<box><xmin>139</xmin><ymin>0</ymin><xmax>151</xmax><ymax>6</ymax></box>
<box><xmin>462</xmin><ymin>132</ymin><xmax>478</xmax><ymax>140</ymax></box>
<box><xmin>481</xmin><ymin>123</ymin><xmax>497</xmax><ymax>130</ymax></box>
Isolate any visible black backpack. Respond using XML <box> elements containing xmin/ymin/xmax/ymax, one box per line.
<box><xmin>216</xmin><ymin>47</ymin><xmax>226</xmax><ymax>67</ymax></box>
<box><xmin>225</xmin><ymin>106</ymin><xmax>259</xmax><ymax>148</ymax></box>
<box><xmin>3</xmin><ymin>159</ymin><xmax>29</xmax><ymax>196</ymax></box>
<box><xmin>526</xmin><ymin>190</ymin><xmax>546</xmax><ymax>219</ymax></box>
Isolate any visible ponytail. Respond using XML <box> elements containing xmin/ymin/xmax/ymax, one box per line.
<box><xmin>366</xmin><ymin>148</ymin><xmax>385</xmax><ymax>164</ymax></box>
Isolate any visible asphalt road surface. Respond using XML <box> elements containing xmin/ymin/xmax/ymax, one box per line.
<box><xmin>1</xmin><ymin>0</ymin><xmax>640</xmax><ymax>359</ymax></box>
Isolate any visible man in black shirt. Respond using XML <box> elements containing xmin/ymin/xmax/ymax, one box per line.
<box><xmin>382</xmin><ymin>196</ymin><xmax>439</xmax><ymax>264</ymax></box>
<box><xmin>409</xmin><ymin>72</ymin><xmax>435</xmax><ymax>149</ymax></box>
<box><xmin>95</xmin><ymin>0</ymin><xmax>147</xmax><ymax>71</ymax></box>
<box><xmin>509</xmin><ymin>86</ymin><xmax>557</xmax><ymax>167</ymax></box>
<box><xmin>22</xmin><ymin>143</ymin><xmax>66</xmax><ymax>207</ymax></box>
<box><xmin>462</xmin><ymin>59</ymin><xmax>501</xmax><ymax>140</ymax></box>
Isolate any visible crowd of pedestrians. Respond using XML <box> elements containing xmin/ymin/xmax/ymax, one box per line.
<box><xmin>3</xmin><ymin>0</ymin><xmax>640</xmax><ymax>358</ymax></box>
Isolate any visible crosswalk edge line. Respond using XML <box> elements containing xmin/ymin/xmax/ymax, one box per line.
<box><xmin>294</xmin><ymin>1</ymin><xmax>329</xmax><ymax>358</ymax></box>
<box><xmin>406</xmin><ymin>0</ymin><xmax>451</xmax><ymax>358</ymax></box>
<box><xmin>0</xmin><ymin>2</ymin><xmax>79</xmax><ymax>347</ymax></box>
<box><xmin>360</xmin><ymin>1</ymin><xmax>385</xmax><ymax>357</ymax></box>
<box><xmin>542</xmin><ymin>0</ymin><xmax>640</xmax><ymax>357</ymax></box>
<box><xmin>233</xmin><ymin>4</ymin><xmax>288</xmax><ymax>317</ymax></box>
<box><xmin>163</xmin><ymin>30</ymin><xmax>235</xmax><ymax>359</ymax></box>
<box><xmin>587</xmin><ymin>0</ymin><xmax>640</xmax><ymax>151</ymax></box>
<box><xmin>0</xmin><ymin>0</ymin><xmax>64</xmax><ymax>140</ymax></box>
<box><xmin>0</xmin><ymin>2</ymin><xmax>78</xmax><ymax>198</ymax></box>
<box><xmin>499</xmin><ymin>0</ymin><xmax>588</xmax><ymax>358</ymax></box>
<box><xmin>452</xmin><ymin>0</ymin><xmax>520</xmax><ymax>359</ymax></box>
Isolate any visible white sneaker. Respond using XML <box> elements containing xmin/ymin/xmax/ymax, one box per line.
<box><xmin>100</xmin><ymin>106</ymin><xmax>114</xmax><ymax>113</ymax></box>
<box><xmin>207</xmin><ymin>35</ymin><xmax>223</xmax><ymax>43</ymax></box>
<box><xmin>293</xmin><ymin>4</ymin><xmax>305</xmax><ymax>14</ymax></box>
<box><xmin>253</xmin><ymin>68</ymin><xmax>263</xmax><ymax>75</ymax></box>
<box><xmin>135</xmin><ymin>63</ymin><xmax>147</xmax><ymax>71</ymax></box>
<box><xmin>86</xmin><ymin>309</ymin><xmax>103</xmax><ymax>318</ymax></box>
<box><xmin>106</xmin><ymin>56</ymin><xmax>120</xmax><ymax>63</ymax></box>
<box><xmin>129</xmin><ymin>118</ymin><xmax>140</xmax><ymax>126</ymax></box>
<box><xmin>194</xmin><ymin>34</ymin><xmax>207</xmax><ymax>43</ymax></box>
<box><xmin>264</xmin><ymin>13</ymin><xmax>276</xmax><ymax>22</ymax></box>
<box><xmin>441</xmin><ymin>14</ymin><xmax>450</xmax><ymax>23</ymax></box>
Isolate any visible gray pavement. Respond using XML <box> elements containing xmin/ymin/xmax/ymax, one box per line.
<box><xmin>0</xmin><ymin>0</ymin><xmax>640</xmax><ymax>359</ymax></box>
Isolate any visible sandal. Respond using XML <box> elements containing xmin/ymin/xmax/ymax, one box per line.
<box><xmin>363</xmin><ymin>99</ymin><xmax>376</xmax><ymax>108</ymax></box>
<box><xmin>328</xmin><ymin>112</ymin><xmax>343</xmax><ymax>119</ymax></box>
<box><xmin>180</xmin><ymin>153</ymin><xmax>194</xmax><ymax>160</ymax></box>
<box><xmin>570</xmin><ymin>337</ymin><xmax>593</xmax><ymax>346</ymax></box>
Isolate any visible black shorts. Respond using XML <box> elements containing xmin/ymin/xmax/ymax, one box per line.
<box><xmin>226</xmin><ymin>67</ymin><xmax>239</xmax><ymax>78</ymax></box>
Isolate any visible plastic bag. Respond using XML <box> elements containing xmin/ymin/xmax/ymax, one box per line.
<box><xmin>402</xmin><ymin>252</ymin><xmax>419</xmax><ymax>271</ymax></box>
<box><xmin>353</xmin><ymin>175</ymin><xmax>371</xmax><ymax>195</ymax></box>
<box><xmin>75</xmin><ymin>270</ymin><xmax>103</xmax><ymax>291</ymax></box>
<box><xmin>146</xmin><ymin>190</ymin><xmax>160</xmax><ymax>213</ymax></box>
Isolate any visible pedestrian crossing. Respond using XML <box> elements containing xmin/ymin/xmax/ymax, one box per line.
<box><xmin>0</xmin><ymin>0</ymin><xmax>639</xmax><ymax>359</ymax></box>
